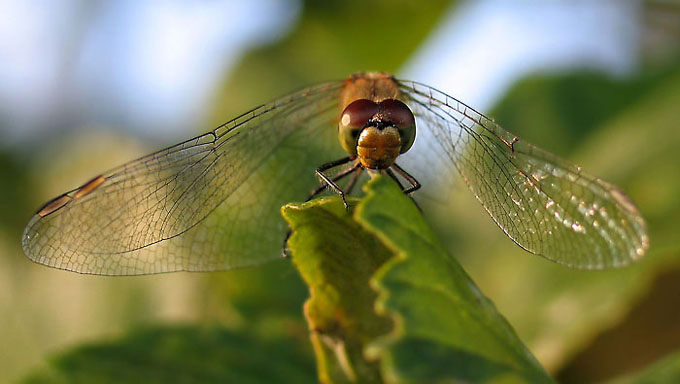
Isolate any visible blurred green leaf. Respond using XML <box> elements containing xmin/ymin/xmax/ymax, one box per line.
<box><xmin>556</xmin><ymin>265</ymin><xmax>680</xmax><ymax>383</ymax></box>
<box><xmin>284</xmin><ymin>176</ymin><xmax>552</xmax><ymax>383</ymax></box>
<box><xmin>22</xmin><ymin>326</ymin><xmax>316</xmax><ymax>384</ymax></box>
<box><xmin>199</xmin><ymin>259</ymin><xmax>311</xmax><ymax>343</ymax></box>
<box><xmin>490</xmin><ymin>66</ymin><xmax>678</xmax><ymax>155</ymax></box>
<box><xmin>606</xmin><ymin>349</ymin><xmax>680</xmax><ymax>384</ymax></box>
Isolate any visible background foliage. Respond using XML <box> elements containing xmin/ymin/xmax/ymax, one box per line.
<box><xmin>1</xmin><ymin>1</ymin><xmax>679</xmax><ymax>382</ymax></box>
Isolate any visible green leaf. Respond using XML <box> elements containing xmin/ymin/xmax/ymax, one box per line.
<box><xmin>283</xmin><ymin>175</ymin><xmax>552</xmax><ymax>383</ymax></box>
<box><xmin>359</xmin><ymin>177</ymin><xmax>553</xmax><ymax>384</ymax></box>
<box><xmin>21</xmin><ymin>326</ymin><xmax>316</xmax><ymax>384</ymax></box>
<box><xmin>283</xmin><ymin>197</ymin><xmax>394</xmax><ymax>382</ymax></box>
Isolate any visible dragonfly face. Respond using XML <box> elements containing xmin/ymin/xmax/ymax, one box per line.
<box><xmin>338</xmin><ymin>98</ymin><xmax>416</xmax><ymax>169</ymax></box>
<box><xmin>22</xmin><ymin>72</ymin><xmax>649</xmax><ymax>275</ymax></box>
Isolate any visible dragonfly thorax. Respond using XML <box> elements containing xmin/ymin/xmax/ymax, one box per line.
<box><xmin>338</xmin><ymin>98</ymin><xmax>416</xmax><ymax>170</ymax></box>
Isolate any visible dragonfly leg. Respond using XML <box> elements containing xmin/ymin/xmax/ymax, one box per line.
<box><xmin>306</xmin><ymin>158</ymin><xmax>361</xmax><ymax>202</ymax></box>
<box><xmin>391</xmin><ymin>163</ymin><xmax>421</xmax><ymax>194</ymax></box>
<box><xmin>313</xmin><ymin>156</ymin><xmax>356</xmax><ymax>209</ymax></box>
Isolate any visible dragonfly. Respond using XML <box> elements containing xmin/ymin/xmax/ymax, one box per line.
<box><xmin>22</xmin><ymin>72</ymin><xmax>649</xmax><ymax>275</ymax></box>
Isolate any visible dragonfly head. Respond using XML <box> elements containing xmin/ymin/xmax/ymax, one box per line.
<box><xmin>338</xmin><ymin>98</ymin><xmax>416</xmax><ymax>169</ymax></box>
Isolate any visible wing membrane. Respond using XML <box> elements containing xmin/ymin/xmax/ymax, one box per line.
<box><xmin>398</xmin><ymin>80</ymin><xmax>649</xmax><ymax>269</ymax></box>
<box><xmin>23</xmin><ymin>75</ymin><xmax>649</xmax><ymax>274</ymax></box>
<box><xmin>23</xmin><ymin>81</ymin><xmax>346</xmax><ymax>275</ymax></box>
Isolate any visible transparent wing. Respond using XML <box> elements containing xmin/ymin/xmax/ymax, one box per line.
<box><xmin>398</xmin><ymin>80</ymin><xmax>649</xmax><ymax>269</ymax></box>
<box><xmin>23</xmin><ymin>81</ymin><xmax>346</xmax><ymax>275</ymax></box>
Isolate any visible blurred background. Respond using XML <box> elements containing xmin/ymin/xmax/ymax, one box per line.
<box><xmin>1</xmin><ymin>0</ymin><xmax>679</xmax><ymax>382</ymax></box>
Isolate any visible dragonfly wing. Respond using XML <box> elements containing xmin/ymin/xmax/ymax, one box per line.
<box><xmin>399</xmin><ymin>80</ymin><xmax>649</xmax><ymax>269</ymax></box>
<box><xmin>23</xmin><ymin>81</ymin><xmax>346</xmax><ymax>275</ymax></box>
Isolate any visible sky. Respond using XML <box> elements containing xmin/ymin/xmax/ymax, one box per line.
<box><xmin>0</xmin><ymin>0</ymin><xmax>298</xmax><ymax>143</ymax></box>
<box><xmin>0</xmin><ymin>0</ymin><xmax>640</xmax><ymax>147</ymax></box>
<box><xmin>404</xmin><ymin>1</ymin><xmax>639</xmax><ymax>110</ymax></box>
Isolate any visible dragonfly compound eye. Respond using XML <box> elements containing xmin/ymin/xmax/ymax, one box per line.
<box><xmin>338</xmin><ymin>99</ymin><xmax>378</xmax><ymax>154</ymax></box>
<box><xmin>379</xmin><ymin>99</ymin><xmax>416</xmax><ymax>154</ymax></box>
